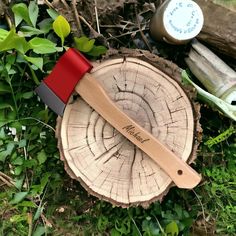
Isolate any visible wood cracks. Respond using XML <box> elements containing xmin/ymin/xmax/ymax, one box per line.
<box><xmin>57</xmin><ymin>57</ymin><xmax>198</xmax><ymax>207</ymax></box>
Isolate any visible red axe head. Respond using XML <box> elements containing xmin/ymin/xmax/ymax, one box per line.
<box><xmin>35</xmin><ymin>48</ymin><xmax>93</xmax><ymax>116</ymax></box>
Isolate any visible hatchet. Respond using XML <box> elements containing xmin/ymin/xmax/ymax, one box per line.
<box><xmin>35</xmin><ymin>48</ymin><xmax>201</xmax><ymax>189</ymax></box>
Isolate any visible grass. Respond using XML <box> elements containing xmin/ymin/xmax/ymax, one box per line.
<box><xmin>1</xmin><ymin>1</ymin><xmax>236</xmax><ymax>236</ymax></box>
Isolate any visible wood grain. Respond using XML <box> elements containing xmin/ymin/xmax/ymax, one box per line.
<box><xmin>58</xmin><ymin>57</ymin><xmax>197</xmax><ymax>206</ymax></box>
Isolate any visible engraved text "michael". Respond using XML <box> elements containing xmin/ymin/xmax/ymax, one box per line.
<box><xmin>122</xmin><ymin>125</ymin><xmax>150</xmax><ymax>144</ymax></box>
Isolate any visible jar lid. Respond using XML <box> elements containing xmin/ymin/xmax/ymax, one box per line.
<box><xmin>163</xmin><ymin>0</ymin><xmax>204</xmax><ymax>41</ymax></box>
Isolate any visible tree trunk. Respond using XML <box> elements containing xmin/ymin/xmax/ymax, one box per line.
<box><xmin>56</xmin><ymin>50</ymin><xmax>201</xmax><ymax>207</ymax></box>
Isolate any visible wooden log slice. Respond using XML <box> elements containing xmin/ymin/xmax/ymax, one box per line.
<box><xmin>57</xmin><ymin>57</ymin><xmax>197</xmax><ymax>207</ymax></box>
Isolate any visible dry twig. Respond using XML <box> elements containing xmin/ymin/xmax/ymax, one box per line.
<box><xmin>78</xmin><ymin>15</ymin><xmax>100</xmax><ymax>38</ymax></box>
<box><xmin>0</xmin><ymin>171</ymin><xmax>14</xmax><ymax>187</ymax></box>
<box><xmin>135</xmin><ymin>4</ymin><xmax>152</xmax><ymax>52</ymax></box>
<box><xmin>60</xmin><ymin>0</ymin><xmax>70</xmax><ymax>10</ymax></box>
<box><xmin>94</xmin><ymin>0</ymin><xmax>100</xmax><ymax>34</ymax></box>
<box><xmin>43</xmin><ymin>0</ymin><xmax>54</xmax><ymax>8</ymax></box>
<box><xmin>71</xmin><ymin>0</ymin><xmax>84</xmax><ymax>36</ymax></box>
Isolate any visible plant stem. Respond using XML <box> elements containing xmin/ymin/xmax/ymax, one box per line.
<box><xmin>27</xmin><ymin>212</ymin><xmax>33</xmax><ymax>236</ymax></box>
<box><xmin>28</xmin><ymin>64</ymin><xmax>40</xmax><ymax>85</ymax></box>
<box><xmin>153</xmin><ymin>215</ymin><xmax>167</xmax><ymax>236</ymax></box>
<box><xmin>130</xmin><ymin>217</ymin><xmax>142</xmax><ymax>236</ymax></box>
<box><xmin>8</xmin><ymin>76</ymin><xmax>19</xmax><ymax>119</ymax></box>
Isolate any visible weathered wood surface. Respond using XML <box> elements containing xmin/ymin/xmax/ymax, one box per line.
<box><xmin>57</xmin><ymin>54</ymin><xmax>200</xmax><ymax>207</ymax></box>
<box><xmin>186</xmin><ymin>39</ymin><xmax>236</xmax><ymax>104</ymax></box>
<box><xmin>195</xmin><ymin>0</ymin><xmax>236</xmax><ymax>58</ymax></box>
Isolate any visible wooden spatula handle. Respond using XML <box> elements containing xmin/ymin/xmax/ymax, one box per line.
<box><xmin>75</xmin><ymin>73</ymin><xmax>201</xmax><ymax>189</ymax></box>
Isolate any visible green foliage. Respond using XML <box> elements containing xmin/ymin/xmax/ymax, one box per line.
<box><xmin>12</xmin><ymin>3</ymin><xmax>32</xmax><ymax>27</ymax></box>
<box><xmin>46</xmin><ymin>9</ymin><xmax>59</xmax><ymax>20</ymax></box>
<box><xmin>201</xmin><ymin>148</ymin><xmax>236</xmax><ymax>234</ymax></box>
<box><xmin>0</xmin><ymin>27</ymin><xmax>55</xmax><ymax>74</ymax></box>
<box><xmin>74</xmin><ymin>36</ymin><xmax>95</xmax><ymax>52</ymax></box>
<box><xmin>28</xmin><ymin>37</ymin><xmax>58</xmax><ymax>54</ymax></box>
<box><xmin>0</xmin><ymin>29</ymin><xmax>30</xmax><ymax>54</ymax></box>
<box><xmin>23</xmin><ymin>55</ymin><xmax>43</xmax><ymax>70</ymax></box>
<box><xmin>182</xmin><ymin>70</ymin><xmax>236</xmax><ymax>121</ymax></box>
<box><xmin>205</xmin><ymin>126</ymin><xmax>235</xmax><ymax>148</ymax></box>
<box><xmin>74</xmin><ymin>36</ymin><xmax>107</xmax><ymax>57</ymax></box>
<box><xmin>165</xmin><ymin>221</ymin><xmax>179</xmax><ymax>236</ymax></box>
<box><xmin>10</xmin><ymin>192</ymin><xmax>29</xmax><ymax>204</ymax></box>
<box><xmin>11</xmin><ymin>1</ymin><xmax>39</xmax><ymax>28</ymax></box>
<box><xmin>28</xmin><ymin>1</ymin><xmax>39</xmax><ymax>28</ymax></box>
<box><xmin>53</xmin><ymin>15</ymin><xmax>71</xmax><ymax>46</ymax></box>
<box><xmin>0</xmin><ymin>3</ymin><xmax>68</xmax><ymax>235</ymax></box>
<box><xmin>194</xmin><ymin>106</ymin><xmax>236</xmax><ymax>235</ymax></box>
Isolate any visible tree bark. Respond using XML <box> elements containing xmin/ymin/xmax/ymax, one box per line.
<box><xmin>195</xmin><ymin>0</ymin><xmax>236</xmax><ymax>58</ymax></box>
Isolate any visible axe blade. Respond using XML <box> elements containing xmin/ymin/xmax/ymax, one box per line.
<box><xmin>35</xmin><ymin>81</ymin><xmax>66</xmax><ymax>116</ymax></box>
<box><xmin>35</xmin><ymin>48</ymin><xmax>92</xmax><ymax>116</ymax></box>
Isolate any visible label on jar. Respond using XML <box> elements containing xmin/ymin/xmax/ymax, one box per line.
<box><xmin>163</xmin><ymin>0</ymin><xmax>204</xmax><ymax>41</ymax></box>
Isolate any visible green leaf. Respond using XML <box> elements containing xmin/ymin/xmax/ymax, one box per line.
<box><xmin>29</xmin><ymin>37</ymin><xmax>58</xmax><ymax>54</ymax></box>
<box><xmin>74</xmin><ymin>36</ymin><xmax>95</xmax><ymax>53</ymax></box>
<box><xmin>20</xmin><ymin>26</ymin><xmax>45</xmax><ymax>37</ymax></box>
<box><xmin>0</xmin><ymin>82</ymin><xmax>11</xmax><ymax>94</ymax></box>
<box><xmin>0</xmin><ymin>121</ymin><xmax>10</xmax><ymax>128</ymax></box>
<box><xmin>53</xmin><ymin>15</ymin><xmax>70</xmax><ymax>45</ymax></box>
<box><xmin>15</xmin><ymin>166</ymin><xmax>23</xmax><ymax>175</ymax></box>
<box><xmin>33</xmin><ymin>225</ymin><xmax>47</xmax><ymax>236</ymax></box>
<box><xmin>24</xmin><ymin>55</ymin><xmax>43</xmax><ymax>70</ymax></box>
<box><xmin>38</xmin><ymin>18</ymin><xmax>53</xmax><ymax>34</ymax></box>
<box><xmin>6</xmin><ymin>54</ymin><xmax>16</xmax><ymax>65</ymax></box>
<box><xmin>24</xmin><ymin>159</ymin><xmax>37</xmax><ymax>168</ymax></box>
<box><xmin>12</xmin><ymin>3</ymin><xmax>31</xmax><ymax>27</ymax></box>
<box><xmin>10</xmin><ymin>121</ymin><xmax>22</xmax><ymax>132</ymax></box>
<box><xmin>10</xmin><ymin>213</ymin><xmax>28</xmax><ymax>223</ymax></box>
<box><xmin>10</xmin><ymin>191</ymin><xmax>28</xmax><ymax>204</ymax></box>
<box><xmin>18</xmin><ymin>139</ymin><xmax>27</xmax><ymax>148</ymax></box>
<box><xmin>37</xmin><ymin>150</ymin><xmax>47</xmax><ymax>164</ymax></box>
<box><xmin>12</xmin><ymin>157</ymin><xmax>24</xmax><ymax>165</ymax></box>
<box><xmin>0</xmin><ymin>128</ymin><xmax>7</xmax><ymax>140</ymax></box>
<box><xmin>115</xmin><ymin>218</ymin><xmax>131</xmax><ymax>234</ymax></box>
<box><xmin>0</xmin><ymin>109</ymin><xmax>16</xmax><ymax>127</ymax></box>
<box><xmin>18</xmin><ymin>201</ymin><xmax>37</xmax><ymax>208</ymax></box>
<box><xmin>111</xmin><ymin>229</ymin><xmax>121</xmax><ymax>236</ymax></box>
<box><xmin>47</xmin><ymin>8</ymin><xmax>59</xmax><ymax>20</ymax></box>
<box><xmin>0</xmin><ymin>142</ymin><xmax>15</xmax><ymax>162</ymax></box>
<box><xmin>0</xmin><ymin>28</ymin><xmax>9</xmax><ymax>42</ymax></box>
<box><xmin>165</xmin><ymin>221</ymin><xmax>179</xmax><ymax>236</ymax></box>
<box><xmin>97</xmin><ymin>216</ymin><xmax>109</xmax><ymax>231</ymax></box>
<box><xmin>14</xmin><ymin>176</ymin><xmax>25</xmax><ymax>190</ymax></box>
<box><xmin>182</xmin><ymin>70</ymin><xmax>236</xmax><ymax>121</ymax></box>
<box><xmin>41</xmin><ymin>173</ymin><xmax>51</xmax><ymax>188</ymax></box>
<box><xmin>0</xmin><ymin>29</ymin><xmax>30</xmax><ymax>54</ymax></box>
<box><xmin>174</xmin><ymin>204</ymin><xmax>183</xmax><ymax>218</ymax></box>
<box><xmin>87</xmin><ymin>45</ymin><xmax>107</xmax><ymax>57</ymax></box>
<box><xmin>34</xmin><ymin>205</ymin><xmax>44</xmax><ymax>221</ymax></box>
<box><xmin>22</xmin><ymin>91</ymin><xmax>34</xmax><ymax>99</ymax></box>
<box><xmin>0</xmin><ymin>103</ymin><xmax>14</xmax><ymax>110</ymax></box>
<box><xmin>29</xmin><ymin>1</ymin><xmax>39</xmax><ymax>27</ymax></box>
